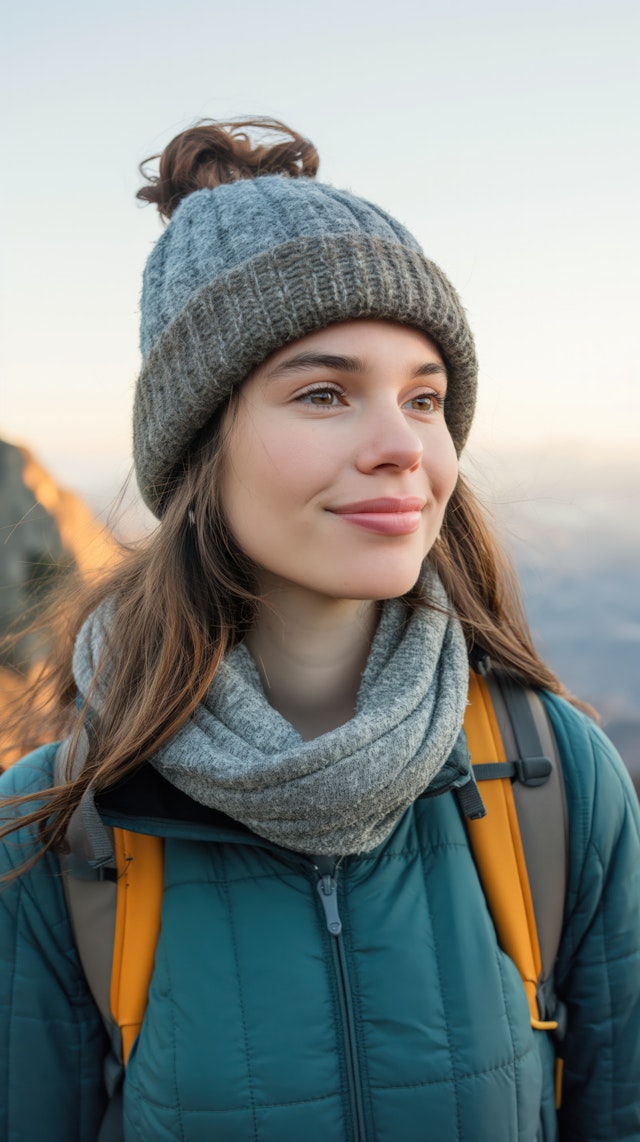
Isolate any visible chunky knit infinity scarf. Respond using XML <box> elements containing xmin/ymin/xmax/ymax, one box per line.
<box><xmin>73</xmin><ymin>572</ymin><xmax>469</xmax><ymax>856</ymax></box>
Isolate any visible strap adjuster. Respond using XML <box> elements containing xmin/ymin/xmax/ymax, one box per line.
<box><xmin>515</xmin><ymin>756</ymin><xmax>552</xmax><ymax>786</ymax></box>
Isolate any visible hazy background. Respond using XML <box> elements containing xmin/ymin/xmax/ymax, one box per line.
<box><xmin>2</xmin><ymin>0</ymin><xmax>639</xmax><ymax>752</ymax></box>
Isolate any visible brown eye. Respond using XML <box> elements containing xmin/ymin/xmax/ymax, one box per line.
<box><xmin>309</xmin><ymin>390</ymin><xmax>337</xmax><ymax>405</ymax></box>
<box><xmin>297</xmin><ymin>386</ymin><xmax>342</xmax><ymax>406</ymax></box>
<box><xmin>406</xmin><ymin>393</ymin><xmax>440</xmax><ymax>412</ymax></box>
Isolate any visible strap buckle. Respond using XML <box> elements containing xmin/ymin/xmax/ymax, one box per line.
<box><xmin>515</xmin><ymin>755</ymin><xmax>552</xmax><ymax>787</ymax></box>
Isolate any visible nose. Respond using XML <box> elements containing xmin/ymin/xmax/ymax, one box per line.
<box><xmin>355</xmin><ymin>403</ymin><xmax>423</xmax><ymax>474</ymax></box>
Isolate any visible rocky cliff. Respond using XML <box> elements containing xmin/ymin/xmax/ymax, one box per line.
<box><xmin>0</xmin><ymin>438</ymin><xmax>116</xmax><ymax>762</ymax></box>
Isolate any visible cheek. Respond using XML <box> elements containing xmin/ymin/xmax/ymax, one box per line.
<box><xmin>228</xmin><ymin>411</ymin><xmax>334</xmax><ymax>508</ymax></box>
<box><xmin>427</xmin><ymin>430</ymin><xmax>459</xmax><ymax>502</ymax></box>
<box><xmin>220</xmin><ymin>411</ymin><xmax>315</xmax><ymax>534</ymax></box>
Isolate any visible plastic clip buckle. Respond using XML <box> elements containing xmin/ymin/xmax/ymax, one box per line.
<box><xmin>515</xmin><ymin>756</ymin><xmax>552</xmax><ymax>786</ymax></box>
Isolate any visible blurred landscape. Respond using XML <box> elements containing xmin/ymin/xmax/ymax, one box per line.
<box><xmin>1</xmin><ymin>436</ymin><xmax>638</xmax><ymax>790</ymax></box>
<box><xmin>464</xmin><ymin>443</ymin><xmax>640</xmax><ymax>786</ymax></box>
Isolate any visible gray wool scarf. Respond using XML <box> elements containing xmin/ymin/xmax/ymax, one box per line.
<box><xmin>73</xmin><ymin>573</ymin><xmax>469</xmax><ymax>856</ymax></box>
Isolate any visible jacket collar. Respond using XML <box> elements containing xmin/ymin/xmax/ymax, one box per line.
<box><xmin>95</xmin><ymin>729</ymin><xmax>475</xmax><ymax>849</ymax></box>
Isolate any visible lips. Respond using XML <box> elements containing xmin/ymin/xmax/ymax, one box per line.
<box><xmin>330</xmin><ymin>497</ymin><xmax>425</xmax><ymax>536</ymax></box>
<box><xmin>332</xmin><ymin>497</ymin><xmax>425</xmax><ymax>514</ymax></box>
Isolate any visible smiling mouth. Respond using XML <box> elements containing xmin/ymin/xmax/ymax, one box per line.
<box><xmin>332</xmin><ymin>497</ymin><xmax>425</xmax><ymax>514</ymax></box>
<box><xmin>338</xmin><ymin>511</ymin><xmax>422</xmax><ymax>536</ymax></box>
<box><xmin>330</xmin><ymin>498</ymin><xmax>424</xmax><ymax>536</ymax></box>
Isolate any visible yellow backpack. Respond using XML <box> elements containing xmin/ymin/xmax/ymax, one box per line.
<box><xmin>59</xmin><ymin>667</ymin><xmax>568</xmax><ymax>1107</ymax></box>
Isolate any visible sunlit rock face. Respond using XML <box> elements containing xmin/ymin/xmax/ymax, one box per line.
<box><xmin>0</xmin><ymin>440</ymin><xmax>71</xmax><ymax>670</ymax></box>
<box><xmin>0</xmin><ymin>438</ymin><xmax>116</xmax><ymax>765</ymax></box>
<box><xmin>17</xmin><ymin>447</ymin><xmax>117</xmax><ymax>577</ymax></box>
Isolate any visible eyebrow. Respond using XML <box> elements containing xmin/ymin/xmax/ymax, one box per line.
<box><xmin>264</xmin><ymin>352</ymin><xmax>447</xmax><ymax>382</ymax></box>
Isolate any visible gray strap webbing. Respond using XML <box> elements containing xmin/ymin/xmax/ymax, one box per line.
<box><xmin>472</xmin><ymin>761</ymin><xmax>518</xmax><ymax>781</ymax></box>
<box><xmin>63</xmin><ymin>872</ymin><xmax>117</xmax><ymax>1032</ymax></box>
<box><xmin>484</xmin><ymin>675</ymin><xmax>568</xmax><ymax>988</ymax></box>
<box><xmin>54</xmin><ymin>735</ymin><xmax>119</xmax><ymax>1045</ymax></box>
<box><xmin>55</xmin><ymin>733</ymin><xmax>125</xmax><ymax>1138</ymax></box>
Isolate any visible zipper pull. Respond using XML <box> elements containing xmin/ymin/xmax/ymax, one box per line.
<box><xmin>314</xmin><ymin>855</ymin><xmax>342</xmax><ymax>937</ymax></box>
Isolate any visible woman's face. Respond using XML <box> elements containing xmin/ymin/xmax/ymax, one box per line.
<box><xmin>220</xmin><ymin>320</ymin><xmax>459</xmax><ymax>602</ymax></box>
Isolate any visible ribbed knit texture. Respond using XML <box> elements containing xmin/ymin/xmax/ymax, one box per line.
<box><xmin>134</xmin><ymin>176</ymin><xmax>478</xmax><ymax>516</ymax></box>
<box><xmin>72</xmin><ymin>573</ymin><xmax>469</xmax><ymax>855</ymax></box>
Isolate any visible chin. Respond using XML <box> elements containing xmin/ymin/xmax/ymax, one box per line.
<box><xmin>325</xmin><ymin>566</ymin><xmax>426</xmax><ymax>603</ymax></box>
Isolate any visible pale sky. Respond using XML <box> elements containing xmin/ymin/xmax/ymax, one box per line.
<box><xmin>2</xmin><ymin>0</ymin><xmax>638</xmax><ymax>504</ymax></box>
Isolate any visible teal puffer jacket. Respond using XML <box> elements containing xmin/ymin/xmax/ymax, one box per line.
<box><xmin>1</xmin><ymin>692</ymin><xmax>639</xmax><ymax>1141</ymax></box>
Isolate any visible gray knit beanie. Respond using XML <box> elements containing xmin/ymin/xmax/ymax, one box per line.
<box><xmin>134</xmin><ymin>162</ymin><xmax>478</xmax><ymax>516</ymax></box>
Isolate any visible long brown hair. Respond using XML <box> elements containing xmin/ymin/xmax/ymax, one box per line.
<box><xmin>0</xmin><ymin>117</ymin><xmax>587</xmax><ymax>878</ymax></box>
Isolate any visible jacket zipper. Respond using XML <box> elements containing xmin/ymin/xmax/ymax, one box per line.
<box><xmin>314</xmin><ymin>856</ymin><xmax>367</xmax><ymax>1142</ymax></box>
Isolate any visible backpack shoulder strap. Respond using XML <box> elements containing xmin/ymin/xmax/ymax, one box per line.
<box><xmin>484</xmin><ymin>671</ymin><xmax>568</xmax><ymax>997</ymax></box>
<box><xmin>56</xmin><ymin>732</ymin><xmax>119</xmax><ymax>1032</ymax></box>
<box><xmin>110</xmin><ymin>827</ymin><xmax>164</xmax><ymax>1065</ymax></box>
<box><xmin>56</xmin><ymin>738</ymin><xmax>164</xmax><ymax>1069</ymax></box>
<box><xmin>463</xmin><ymin>669</ymin><xmax>568</xmax><ymax>1030</ymax></box>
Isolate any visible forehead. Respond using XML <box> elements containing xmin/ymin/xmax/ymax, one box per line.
<box><xmin>258</xmin><ymin>319</ymin><xmax>445</xmax><ymax>376</ymax></box>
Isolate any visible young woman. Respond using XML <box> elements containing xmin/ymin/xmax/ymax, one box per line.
<box><xmin>1</xmin><ymin>119</ymin><xmax>639</xmax><ymax>1142</ymax></box>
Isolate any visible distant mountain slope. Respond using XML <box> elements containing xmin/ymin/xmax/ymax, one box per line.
<box><xmin>464</xmin><ymin>444</ymin><xmax>640</xmax><ymax>790</ymax></box>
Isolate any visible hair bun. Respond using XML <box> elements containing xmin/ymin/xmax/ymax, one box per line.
<box><xmin>136</xmin><ymin>117</ymin><xmax>320</xmax><ymax>220</ymax></box>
